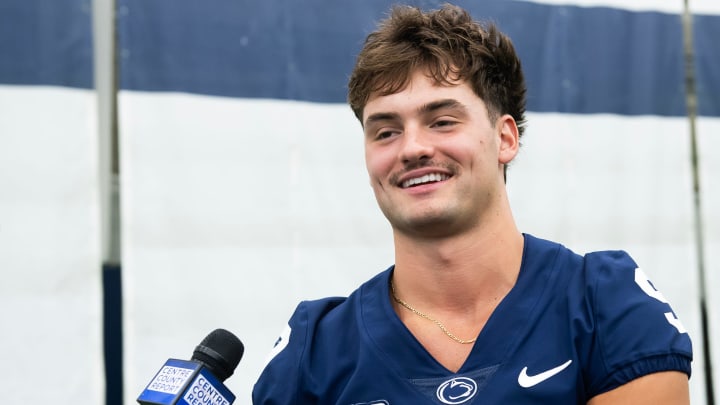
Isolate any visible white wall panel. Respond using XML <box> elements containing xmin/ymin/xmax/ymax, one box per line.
<box><xmin>697</xmin><ymin>117</ymin><xmax>719</xmax><ymax>396</ymax></box>
<box><xmin>0</xmin><ymin>85</ymin><xmax>103</xmax><ymax>403</ymax></box>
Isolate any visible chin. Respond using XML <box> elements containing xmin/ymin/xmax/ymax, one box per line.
<box><xmin>392</xmin><ymin>213</ymin><xmax>466</xmax><ymax>237</ymax></box>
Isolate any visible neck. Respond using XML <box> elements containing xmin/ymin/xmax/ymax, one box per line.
<box><xmin>391</xmin><ymin>213</ymin><xmax>523</xmax><ymax>310</ymax></box>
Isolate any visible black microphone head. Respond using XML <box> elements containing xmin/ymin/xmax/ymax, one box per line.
<box><xmin>191</xmin><ymin>328</ymin><xmax>244</xmax><ymax>382</ymax></box>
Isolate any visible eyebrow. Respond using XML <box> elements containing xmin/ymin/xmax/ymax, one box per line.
<box><xmin>364</xmin><ymin>112</ymin><xmax>400</xmax><ymax>128</ymax></box>
<box><xmin>363</xmin><ymin>98</ymin><xmax>467</xmax><ymax>128</ymax></box>
<box><xmin>419</xmin><ymin>98</ymin><xmax>467</xmax><ymax>115</ymax></box>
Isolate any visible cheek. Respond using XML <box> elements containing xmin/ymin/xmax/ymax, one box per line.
<box><xmin>446</xmin><ymin>140</ymin><xmax>483</xmax><ymax>164</ymax></box>
<box><xmin>364</xmin><ymin>147</ymin><xmax>394</xmax><ymax>181</ymax></box>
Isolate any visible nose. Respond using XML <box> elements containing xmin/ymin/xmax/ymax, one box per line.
<box><xmin>399</xmin><ymin>125</ymin><xmax>434</xmax><ymax>165</ymax></box>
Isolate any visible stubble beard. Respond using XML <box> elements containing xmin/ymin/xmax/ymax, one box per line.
<box><xmin>378</xmin><ymin>189</ymin><xmax>476</xmax><ymax>239</ymax></box>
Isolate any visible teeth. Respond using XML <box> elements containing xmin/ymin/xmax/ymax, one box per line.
<box><xmin>402</xmin><ymin>173</ymin><xmax>449</xmax><ymax>188</ymax></box>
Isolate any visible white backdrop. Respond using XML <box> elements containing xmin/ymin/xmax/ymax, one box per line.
<box><xmin>699</xmin><ymin>117</ymin><xmax>720</xmax><ymax>395</ymax></box>
<box><xmin>0</xmin><ymin>85</ymin><xmax>103</xmax><ymax>403</ymax></box>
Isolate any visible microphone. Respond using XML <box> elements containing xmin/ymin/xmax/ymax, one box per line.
<box><xmin>137</xmin><ymin>329</ymin><xmax>244</xmax><ymax>405</ymax></box>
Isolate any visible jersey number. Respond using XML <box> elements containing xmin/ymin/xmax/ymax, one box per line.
<box><xmin>634</xmin><ymin>268</ymin><xmax>687</xmax><ymax>334</ymax></box>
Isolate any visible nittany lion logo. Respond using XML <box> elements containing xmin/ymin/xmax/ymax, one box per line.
<box><xmin>436</xmin><ymin>377</ymin><xmax>477</xmax><ymax>404</ymax></box>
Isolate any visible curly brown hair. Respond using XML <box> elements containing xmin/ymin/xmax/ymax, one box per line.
<box><xmin>348</xmin><ymin>4</ymin><xmax>527</xmax><ymax>138</ymax></box>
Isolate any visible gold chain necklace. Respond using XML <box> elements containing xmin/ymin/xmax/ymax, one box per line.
<box><xmin>390</xmin><ymin>279</ymin><xmax>477</xmax><ymax>345</ymax></box>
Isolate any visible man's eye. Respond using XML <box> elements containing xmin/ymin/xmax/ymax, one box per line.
<box><xmin>376</xmin><ymin>130</ymin><xmax>396</xmax><ymax>140</ymax></box>
<box><xmin>432</xmin><ymin>120</ymin><xmax>456</xmax><ymax>128</ymax></box>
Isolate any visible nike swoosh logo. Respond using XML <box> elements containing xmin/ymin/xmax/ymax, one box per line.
<box><xmin>517</xmin><ymin>360</ymin><xmax>572</xmax><ymax>388</ymax></box>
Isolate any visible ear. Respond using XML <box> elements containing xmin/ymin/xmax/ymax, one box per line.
<box><xmin>497</xmin><ymin>114</ymin><xmax>520</xmax><ymax>165</ymax></box>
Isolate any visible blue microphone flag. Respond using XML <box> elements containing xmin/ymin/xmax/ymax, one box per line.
<box><xmin>137</xmin><ymin>358</ymin><xmax>236</xmax><ymax>405</ymax></box>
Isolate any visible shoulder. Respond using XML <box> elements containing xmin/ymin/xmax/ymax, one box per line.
<box><xmin>251</xmin><ymin>296</ymin><xmax>345</xmax><ymax>403</ymax></box>
<box><xmin>580</xmin><ymin>249</ymin><xmax>682</xmax><ymax>331</ymax></box>
<box><xmin>252</xmin><ymin>269</ymin><xmax>392</xmax><ymax>403</ymax></box>
<box><xmin>523</xmin><ymin>236</ymin><xmax>693</xmax><ymax>398</ymax></box>
<box><xmin>578</xmin><ymin>249</ymin><xmax>693</xmax><ymax>397</ymax></box>
<box><xmin>291</xmin><ymin>269</ymin><xmax>390</xmax><ymax>332</ymax></box>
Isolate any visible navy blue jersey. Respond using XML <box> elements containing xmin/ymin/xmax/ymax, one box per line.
<box><xmin>253</xmin><ymin>234</ymin><xmax>692</xmax><ymax>404</ymax></box>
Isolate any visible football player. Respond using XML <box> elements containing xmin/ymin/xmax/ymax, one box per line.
<box><xmin>253</xmin><ymin>4</ymin><xmax>692</xmax><ymax>404</ymax></box>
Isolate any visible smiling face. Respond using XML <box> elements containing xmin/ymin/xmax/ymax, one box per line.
<box><xmin>363</xmin><ymin>70</ymin><xmax>519</xmax><ymax>238</ymax></box>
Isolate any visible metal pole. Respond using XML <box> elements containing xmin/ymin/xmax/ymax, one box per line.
<box><xmin>93</xmin><ymin>0</ymin><xmax>123</xmax><ymax>403</ymax></box>
<box><xmin>681</xmin><ymin>1</ymin><xmax>714</xmax><ymax>403</ymax></box>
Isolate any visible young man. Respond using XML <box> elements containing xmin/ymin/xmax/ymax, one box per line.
<box><xmin>253</xmin><ymin>4</ymin><xmax>692</xmax><ymax>404</ymax></box>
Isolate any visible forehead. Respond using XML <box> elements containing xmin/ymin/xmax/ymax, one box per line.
<box><xmin>362</xmin><ymin>71</ymin><xmax>481</xmax><ymax>123</ymax></box>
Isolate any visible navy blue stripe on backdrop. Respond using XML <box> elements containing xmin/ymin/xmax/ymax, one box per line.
<box><xmin>693</xmin><ymin>14</ymin><xmax>720</xmax><ymax>118</ymax></box>
<box><xmin>0</xmin><ymin>0</ymin><xmax>93</xmax><ymax>88</ymax></box>
<box><xmin>116</xmin><ymin>0</ymin><xmax>720</xmax><ymax>117</ymax></box>
<box><xmin>0</xmin><ymin>0</ymin><xmax>716</xmax><ymax>116</ymax></box>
